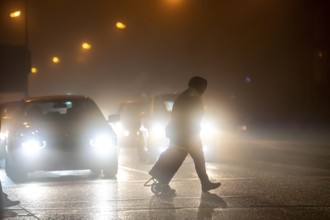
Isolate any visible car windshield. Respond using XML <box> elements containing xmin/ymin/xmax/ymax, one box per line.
<box><xmin>22</xmin><ymin>99</ymin><xmax>104</xmax><ymax>121</ymax></box>
<box><xmin>119</xmin><ymin>102</ymin><xmax>147</xmax><ymax>118</ymax></box>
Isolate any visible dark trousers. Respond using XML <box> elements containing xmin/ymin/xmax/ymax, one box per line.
<box><xmin>149</xmin><ymin>146</ymin><xmax>187</xmax><ymax>184</ymax></box>
<box><xmin>171</xmin><ymin>136</ymin><xmax>210</xmax><ymax>185</ymax></box>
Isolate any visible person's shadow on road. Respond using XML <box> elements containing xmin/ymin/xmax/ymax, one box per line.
<box><xmin>198</xmin><ymin>192</ymin><xmax>227</xmax><ymax>219</ymax></box>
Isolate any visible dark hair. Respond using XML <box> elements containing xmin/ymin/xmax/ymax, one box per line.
<box><xmin>188</xmin><ymin>76</ymin><xmax>208</xmax><ymax>94</ymax></box>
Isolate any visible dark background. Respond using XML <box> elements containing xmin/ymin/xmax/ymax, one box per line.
<box><xmin>1</xmin><ymin>0</ymin><xmax>329</xmax><ymax>129</ymax></box>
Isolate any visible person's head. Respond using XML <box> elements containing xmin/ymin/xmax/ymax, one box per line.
<box><xmin>188</xmin><ymin>76</ymin><xmax>208</xmax><ymax>95</ymax></box>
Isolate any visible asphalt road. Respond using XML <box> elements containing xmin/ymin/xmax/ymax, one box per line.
<box><xmin>1</xmin><ymin>142</ymin><xmax>330</xmax><ymax>220</ymax></box>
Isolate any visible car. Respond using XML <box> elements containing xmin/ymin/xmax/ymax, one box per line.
<box><xmin>138</xmin><ymin>93</ymin><xmax>178</xmax><ymax>162</ymax></box>
<box><xmin>3</xmin><ymin>95</ymin><xmax>118</xmax><ymax>181</ymax></box>
<box><xmin>110</xmin><ymin>100</ymin><xmax>147</xmax><ymax>149</ymax></box>
<box><xmin>138</xmin><ymin>93</ymin><xmax>223</xmax><ymax>162</ymax></box>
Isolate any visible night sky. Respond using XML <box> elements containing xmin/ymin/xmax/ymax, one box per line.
<box><xmin>1</xmin><ymin>0</ymin><xmax>329</xmax><ymax>123</ymax></box>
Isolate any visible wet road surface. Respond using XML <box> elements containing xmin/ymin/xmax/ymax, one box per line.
<box><xmin>1</xmin><ymin>143</ymin><xmax>330</xmax><ymax>219</ymax></box>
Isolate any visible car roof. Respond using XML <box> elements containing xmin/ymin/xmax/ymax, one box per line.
<box><xmin>121</xmin><ymin>100</ymin><xmax>146</xmax><ymax>105</ymax></box>
<box><xmin>24</xmin><ymin>95</ymin><xmax>90</xmax><ymax>103</ymax></box>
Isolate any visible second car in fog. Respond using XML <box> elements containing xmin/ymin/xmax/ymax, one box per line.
<box><xmin>138</xmin><ymin>93</ymin><xmax>223</xmax><ymax>162</ymax></box>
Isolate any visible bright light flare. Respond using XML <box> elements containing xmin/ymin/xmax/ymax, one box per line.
<box><xmin>21</xmin><ymin>139</ymin><xmax>46</xmax><ymax>156</ymax></box>
<box><xmin>151</xmin><ymin>123</ymin><xmax>165</xmax><ymax>137</ymax></box>
<box><xmin>123</xmin><ymin>130</ymin><xmax>130</xmax><ymax>137</ymax></box>
<box><xmin>0</xmin><ymin>132</ymin><xmax>7</xmax><ymax>141</ymax></box>
<box><xmin>81</xmin><ymin>42</ymin><xmax>92</xmax><ymax>50</ymax></box>
<box><xmin>158</xmin><ymin>146</ymin><xmax>167</xmax><ymax>153</ymax></box>
<box><xmin>116</xmin><ymin>22</ymin><xmax>126</xmax><ymax>29</ymax></box>
<box><xmin>113</xmin><ymin>122</ymin><xmax>124</xmax><ymax>135</ymax></box>
<box><xmin>111</xmin><ymin>121</ymin><xmax>132</xmax><ymax>137</ymax></box>
<box><xmin>52</xmin><ymin>56</ymin><xmax>60</xmax><ymax>63</ymax></box>
<box><xmin>201</xmin><ymin>119</ymin><xmax>218</xmax><ymax>138</ymax></box>
<box><xmin>31</xmin><ymin>67</ymin><xmax>38</xmax><ymax>74</ymax></box>
<box><xmin>90</xmin><ymin>134</ymin><xmax>115</xmax><ymax>154</ymax></box>
<box><xmin>10</xmin><ymin>10</ymin><xmax>21</xmax><ymax>18</ymax></box>
<box><xmin>203</xmin><ymin>146</ymin><xmax>208</xmax><ymax>153</ymax></box>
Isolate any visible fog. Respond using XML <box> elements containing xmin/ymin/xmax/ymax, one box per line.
<box><xmin>1</xmin><ymin>0</ymin><xmax>329</xmax><ymax>127</ymax></box>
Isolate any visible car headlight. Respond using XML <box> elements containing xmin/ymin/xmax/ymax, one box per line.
<box><xmin>151</xmin><ymin>123</ymin><xmax>165</xmax><ymax>137</ymax></box>
<box><xmin>201</xmin><ymin>119</ymin><xmax>218</xmax><ymax>138</ymax></box>
<box><xmin>123</xmin><ymin>130</ymin><xmax>130</xmax><ymax>137</ymax></box>
<box><xmin>90</xmin><ymin>134</ymin><xmax>116</xmax><ymax>154</ymax></box>
<box><xmin>158</xmin><ymin>146</ymin><xmax>167</xmax><ymax>153</ymax></box>
<box><xmin>21</xmin><ymin>139</ymin><xmax>46</xmax><ymax>156</ymax></box>
<box><xmin>113</xmin><ymin>122</ymin><xmax>124</xmax><ymax>135</ymax></box>
<box><xmin>203</xmin><ymin>145</ymin><xmax>210</xmax><ymax>152</ymax></box>
<box><xmin>0</xmin><ymin>131</ymin><xmax>7</xmax><ymax>141</ymax></box>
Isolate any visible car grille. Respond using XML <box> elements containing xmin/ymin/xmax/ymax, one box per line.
<box><xmin>46</xmin><ymin>133</ymin><xmax>88</xmax><ymax>152</ymax></box>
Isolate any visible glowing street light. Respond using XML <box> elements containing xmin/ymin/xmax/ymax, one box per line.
<box><xmin>81</xmin><ymin>42</ymin><xmax>92</xmax><ymax>50</ymax></box>
<box><xmin>116</xmin><ymin>21</ymin><xmax>126</xmax><ymax>30</ymax></box>
<box><xmin>31</xmin><ymin>67</ymin><xmax>37</xmax><ymax>74</ymax></box>
<box><xmin>52</xmin><ymin>56</ymin><xmax>60</xmax><ymax>64</ymax></box>
<box><xmin>10</xmin><ymin>10</ymin><xmax>21</xmax><ymax>18</ymax></box>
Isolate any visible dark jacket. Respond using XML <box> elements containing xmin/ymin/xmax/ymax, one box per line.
<box><xmin>167</xmin><ymin>87</ymin><xmax>205</xmax><ymax>144</ymax></box>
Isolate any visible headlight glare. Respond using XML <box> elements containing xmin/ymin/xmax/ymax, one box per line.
<box><xmin>113</xmin><ymin>123</ymin><xmax>124</xmax><ymax>135</ymax></box>
<box><xmin>123</xmin><ymin>130</ymin><xmax>130</xmax><ymax>137</ymax></box>
<box><xmin>0</xmin><ymin>132</ymin><xmax>7</xmax><ymax>141</ymax></box>
<box><xmin>151</xmin><ymin>123</ymin><xmax>165</xmax><ymax>137</ymax></box>
<box><xmin>201</xmin><ymin>120</ymin><xmax>217</xmax><ymax>138</ymax></box>
<box><xmin>21</xmin><ymin>139</ymin><xmax>46</xmax><ymax>155</ymax></box>
<box><xmin>90</xmin><ymin>134</ymin><xmax>115</xmax><ymax>154</ymax></box>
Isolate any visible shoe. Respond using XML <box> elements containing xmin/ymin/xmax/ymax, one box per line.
<box><xmin>3</xmin><ymin>196</ymin><xmax>20</xmax><ymax>207</ymax></box>
<box><xmin>202</xmin><ymin>181</ymin><xmax>221</xmax><ymax>192</ymax></box>
<box><xmin>160</xmin><ymin>184</ymin><xmax>177</xmax><ymax>197</ymax></box>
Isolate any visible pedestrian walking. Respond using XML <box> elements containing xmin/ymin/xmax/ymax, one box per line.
<box><xmin>146</xmin><ymin>76</ymin><xmax>220</xmax><ymax>195</ymax></box>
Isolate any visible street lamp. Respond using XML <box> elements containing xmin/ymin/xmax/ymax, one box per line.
<box><xmin>116</xmin><ymin>21</ymin><xmax>127</xmax><ymax>30</ymax></box>
<box><xmin>81</xmin><ymin>42</ymin><xmax>92</xmax><ymax>50</ymax></box>
<box><xmin>10</xmin><ymin>10</ymin><xmax>22</xmax><ymax>18</ymax></box>
<box><xmin>31</xmin><ymin>67</ymin><xmax>37</xmax><ymax>74</ymax></box>
<box><xmin>9</xmin><ymin>3</ymin><xmax>28</xmax><ymax>48</ymax></box>
<box><xmin>52</xmin><ymin>56</ymin><xmax>60</xmax><ymax>64</ymax></box>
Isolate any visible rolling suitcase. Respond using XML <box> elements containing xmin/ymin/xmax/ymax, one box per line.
<box><xmin>145</xmin><ymin>146</ymin><xmax>187</xmax><ymax>195</ymax></box>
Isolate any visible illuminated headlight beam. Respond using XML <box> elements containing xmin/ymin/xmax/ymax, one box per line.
<box><xmin>200</xmin><ymin>119</ymin><xmax>217</xmax><ymax>138</ymax></box>
<box><xmin>0</xmin><ymin>132</ymin><xmax>7</xmax><ymax>141</ymax></box>
<box><xmin>151</xmin><ymin>123</ymin><xmax>165</xmax><ymax>137</ymax></box>
<box><xmin>113</xmin><ymin>122</ymin><xmax>124</xmax><ymax>135</ymax></box>
<box><xmin>21</xmin><ymin>139</ymin><xmax>46</xmax><ymax>156</ymax></box>
<box><xmin>90</xmin><ymin>134</ymin><xmax>115</xmax><ymax>154</ymax></box>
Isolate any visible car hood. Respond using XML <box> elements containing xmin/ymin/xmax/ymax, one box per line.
<box><xmin>16</xmin><ymin>118</ymin><xmax>113</xmax><ymax>139</ymax></box>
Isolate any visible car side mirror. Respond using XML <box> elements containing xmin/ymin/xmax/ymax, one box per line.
<box><xmin>108</xmin><ymin>114</ymin><xmax>120</xmax><ymax>122</ymax></box>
